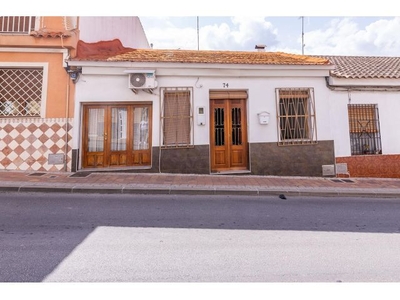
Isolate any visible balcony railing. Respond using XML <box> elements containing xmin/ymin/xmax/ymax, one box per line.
<box><xmin>0</xmin><ymin>16</ymin><xmax>36</xmax><ymax>34</ymax></box>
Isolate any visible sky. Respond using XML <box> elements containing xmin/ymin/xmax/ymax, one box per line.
<box><xmin>7</xmin><ymin>0</ymin><xmax>400</xmax><ymax>57</ymax></box>
<box><xmin>140</xmin><ymin>16</ymin><xmax>400</xmax><ymax>56</ymax></box>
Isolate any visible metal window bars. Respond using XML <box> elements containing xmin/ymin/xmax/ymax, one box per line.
<box><xmin>276</xmin><ymin>88</ymin><xmax>317</xmax><ymax>145</ymax></box>
<box><xmin>348</xmin><ymin>104</ymin><xmax>382</xmax><ymax>155</ymax></box>
<box><xmin>0</xmin><ymin>68</ymin><xmax>43</xmax><ymax>117</ymax></box>
<box><xmin>0</xmin><ymin>16</ymin><xmax>35</xmax><ymax>34</ymax></box>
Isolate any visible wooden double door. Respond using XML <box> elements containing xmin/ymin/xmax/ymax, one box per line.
<box><xmin>82</xmin><ymin>103</ymin><xmax>152</xmax><ymax>169</ymax></box>
<box><xmin>210</xmin><ymin>95</ymin><xmax>248</xmax><ymax>172</ymax></box>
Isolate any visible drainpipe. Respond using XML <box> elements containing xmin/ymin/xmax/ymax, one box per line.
<box><xmin>64</xmin><ymin>69</ymin><xmax>70</xmax><ymax>172</ymax></box>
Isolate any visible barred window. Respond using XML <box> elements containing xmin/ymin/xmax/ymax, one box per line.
<box><xmin>0</xmin><ymin>68</ymin><xmax>43</xmax><ymax>117</ymax></box>
<box><xmin>161</xmin><ymin>88</ymin><xmax>193</xmax><ymax>147</ymax></box>
<box><xmin>348</xmin><ymin>104</ymin><xmax>382</xmax><ymax>155</ymax></box>
<box><xmin>276</xmin><ymin>88</ymin><xmax>317</xmax><ymax>145</ymax></box>
<box><xmin>0</xmin><ymin>16</ymin><xmax>36</xmax><ymax>34</ymax></box>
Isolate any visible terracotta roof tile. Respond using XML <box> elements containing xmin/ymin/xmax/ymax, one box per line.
<box><xmin>30</xmin><ymin>30</ymin><xmax>73</xmax><ymax>38</ymax></box>
<box><xmin>317</xmin><ymin>55</ymin><xmax>400</xmax><ymax>79</ymax></box>
<box><xmin>108</xmin><ymin>49</ymin><xmax>330</xmax><ymax>65</ymax></box>
<box><xmin>72</xmin><ymin>39</ymin><xmax>330</xmax><ymax>66</ymax></box>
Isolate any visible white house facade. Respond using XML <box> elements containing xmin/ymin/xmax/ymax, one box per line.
<box><xmin>68</xmin><ymin>42</ymin><xmax>336</xmax><ymax>176</ymax></box>
<box><xmin>320</xmin><ymin>56</ymin><xmax>400</xmax><ymax>178</ymax></box>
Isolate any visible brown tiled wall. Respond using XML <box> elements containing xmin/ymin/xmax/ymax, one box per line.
<box><xmin>156</xmin><ymin>141</ymin><xmax>335</xmax><ymax>176</ymax></box>
<box><xmin>336</xmin><ymin>155</ymin><xmax>400</xmax><ymax>178</ymax></box>
<box><xmin>159</xmin><ymin>145</ymin><xmax>210</xmax><ymax>174</ymax></box>
<box><xmin>0</xmin><ymin>118</ymin><xmax>73</xmax><ymax>171</ymax></box>
<box><xmin>250</xmin><ymin>141</ymin><xmax>335</xmax><ymax>177</ymax></box>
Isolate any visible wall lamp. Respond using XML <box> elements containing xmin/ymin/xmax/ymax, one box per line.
<box><xmin>65</xmin><ymin>65</ymin><xmax>82</xmax><ymax>83</ymax></box>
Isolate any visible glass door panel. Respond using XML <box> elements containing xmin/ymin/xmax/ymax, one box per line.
<box><xmin>111</xmin><ymin>107</ymin><xmax>127</xmax><ymax>151</ymax></box>
<box><xmin>231</xmin><ymin>107</ymin><xmax>242</xmax><ymax>145</ymax></box>
<box><xmin>87</xmin><ymin>108</ymin><xmax>105</xmax><ymax>152</ymax></box>
<box><xmin>214</xmin><ymin>107</ymin><xmax>225</xmax><ymax>146</ymax></box>
<box><xmin>133</xmin><ymin>107</ymin><xmax>149</xmax><ymax>150</ymax></box>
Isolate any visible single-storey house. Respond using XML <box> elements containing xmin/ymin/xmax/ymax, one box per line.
<box><xmin>319</xmin><ymin>55</ymin><xmax>400</xmax><ymax>178</ymax></box>
<box><xmin>68</xmin><ymin>40</ymin><xmax>338</xmax><ymax>176</ymax></box>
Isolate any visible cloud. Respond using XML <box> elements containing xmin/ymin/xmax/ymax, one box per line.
<box><xmin>143</xmin><ymin>17</ymin><xmax>279</xmax><ymax>51</ymax></box>
<box><xmin>141</xmin><ymin>16</ymin><xmax>400</xmax><ymax>56</ymax></box>
<box><xmin>303</xmin><ymin>17</ymin><xmax>400</xmax><ymax>56</ymax></box>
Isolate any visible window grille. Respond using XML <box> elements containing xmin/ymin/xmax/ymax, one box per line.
<box><xmin>0</xmin><ymin>16</ymin><xmax>35</xmax><ymax>34</ymax></box>
<box><xmin>348</xmin><ymin>104</ymin><xmax>382</xmax><ymax>155</ymax></box>
<box><xmin>0</xmin><ymin>68</ymin><xmax>43</xmax><ymax>117</ymax></box>
<box><xmin>161</xmin><ymin>88</ymin><xmax>193</xmax><ymax>148</ymax></box>
<box><xmin>276</xmin><ymin>88</ymin><xmax>317</xmax><ymax>145</ymax></box>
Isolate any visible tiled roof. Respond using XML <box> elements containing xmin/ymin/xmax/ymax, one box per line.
<box><xmin>317</xmin><ymin>55</ymin><xmax>400</xmax><ymax>79</ymax></box>
<box><xmin>108</xmin><ymin>49</ymin><xmax>330</xmax><ymax>65</ymax></box>
<box><xmin>30</xmin><ymin>30</ymin><xmax>73</xmax><ymax>38</ymax></box>
<box><xmin>73</xmin><ymin>39</ymin><xmax>330</xmax><ymax>66</ymax></box>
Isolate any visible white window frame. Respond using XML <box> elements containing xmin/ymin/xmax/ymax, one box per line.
<box><xmin>0</xmin><ymin>62</ymin><xmax>48</xmax><ymax>118</ymax></box>
<box><xmin>276</xmin><ymin>87</ymin><xmax>317</xmax><ymax>146</ymax></box>
<box><xmin>160</xmin><ymin>87</ymin><xmax>194</xmax><ymax>148</ymax></box>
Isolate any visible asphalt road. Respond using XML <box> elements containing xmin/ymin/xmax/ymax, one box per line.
<box><xmin>1</xmin><ymin>192</ymin><xmax>400</xmax><ymax>282</ymax></box>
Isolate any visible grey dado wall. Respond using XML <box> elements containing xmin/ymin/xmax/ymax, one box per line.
<box><xmin>249</xmin><ymin>141</ymin><xmax>335</xmax><ymax>177</ymax></box>
<box><xmin>158</xmin><ymin>145</ymin><xmax>210</xmax><ymax>174</ymax></box>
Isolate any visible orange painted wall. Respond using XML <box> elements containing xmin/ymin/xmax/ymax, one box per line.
<box><xmin>0</xmin><ymin>35</ymin><xmax>78</xmax><ymax>49</ymax></box>
<box><xmin>0</xmin><ymin>16</ymin><xmax>78</xmax><ymax>49</ymax></box>
<box><xmin>0</xmin><ymin>51</ymin><xmax>75</xmax><ymax>118</ymax></box>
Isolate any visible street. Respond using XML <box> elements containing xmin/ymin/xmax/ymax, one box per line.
<box><xmin>1</xmin><ymin>192</ymin><xmax>400</xmax><ymax>282</ymax></box>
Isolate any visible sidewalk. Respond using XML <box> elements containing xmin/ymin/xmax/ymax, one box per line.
<box><xmin>1</xmin><ymin>170</ymin><xmax>400</xmax><ymax>198</ymax></box>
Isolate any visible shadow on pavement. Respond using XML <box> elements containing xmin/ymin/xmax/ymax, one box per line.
<box><xmin>1</xmin><ymin>192</ymin><xmax>400</xmax><ymax>281</ymax></box>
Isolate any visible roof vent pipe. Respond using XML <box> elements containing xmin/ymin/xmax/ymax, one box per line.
<box><xmin>255</xmin><ymin>44</ymin><xmax>266</xmax><ymax>52</ymax></box>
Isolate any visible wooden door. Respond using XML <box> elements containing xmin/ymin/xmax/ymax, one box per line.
<box><xmin>210</xmin><ymin>98</ymin><xmax>248</xmax><ymax>172</ymax></box>
<box><xmin>82</xmin><ymin>103</ymin><xmax>152</xmax><ymax>169</ymax></box>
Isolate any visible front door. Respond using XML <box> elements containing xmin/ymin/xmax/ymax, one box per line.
<box><xmin>210</xmin><ymin>98</ymin><xmax>248</xmax><ymax>172</ymax></box>
<box><xmin>82</xmin><ymin>103</ymin><xmax>152</xmax><ymax>169</ymax></box>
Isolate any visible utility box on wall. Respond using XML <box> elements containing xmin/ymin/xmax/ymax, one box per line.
<box><xmin>197</xmin><ymin>107</ymin><xmax>206</xmax><ymax>125</ymax></box>
<box><xmin>257</xmin><ymin>111</ymin><xmax>270</xmax><ymax>125</ymax></box>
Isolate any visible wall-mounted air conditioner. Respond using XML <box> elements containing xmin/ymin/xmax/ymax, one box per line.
<box><xmin>125</xmin><ymin>70</ymin><xmax>158</xmax><ymax>89</ymax></box>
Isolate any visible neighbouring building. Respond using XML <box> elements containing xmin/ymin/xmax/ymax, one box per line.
<box><xmin>0</xmin><ymin>16</ymin><xmax>149</xmax><ymax>172</ymax></box>
<box><xmin>319</xmin><ymin>55</ymin><xmax>400</xmax><ymax>178</ymax></box>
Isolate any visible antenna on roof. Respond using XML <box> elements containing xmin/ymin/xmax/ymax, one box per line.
<box><xmin>300</xmin><ymin>16</ymin><xmax>305</xmax><ymax>55</ymax></box>
<box><xmin>197</xmin><ymin>16</ymin><xmax>199</xmax><ymax>51</ymax></box>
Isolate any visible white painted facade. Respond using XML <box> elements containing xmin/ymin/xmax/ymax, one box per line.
<box><xmin>327</xmin><ymin>77</ymin><xmax>400</xmax><ymax>157</ymax></box>
<box><xmin>78</xmin><ymin>17</ymin><xmax>150</xmax><ymax>49</ymax></box>
<box><xmin>69</xmin><ymin>60</ymin><xmax>334</xmax><ymax>171</ymax></box>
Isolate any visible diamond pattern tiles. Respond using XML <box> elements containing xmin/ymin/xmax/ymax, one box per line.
<box><xmin>0</xmin><ymin>118</ymin><xmax>73</xmax><ymax>171</ymax></box>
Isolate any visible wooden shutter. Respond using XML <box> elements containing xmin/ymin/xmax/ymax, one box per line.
<box><xmin>348</xmin><ymin>105</ymin><xmax>377</xmax><ymax>133</ymax></box>
<box><xmin>163</xmin><ymin>90</ymin><xmax>191</xmax><ymax>146</ymax></box>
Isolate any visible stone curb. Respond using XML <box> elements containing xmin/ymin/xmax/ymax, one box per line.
<box><xmin>1</xmin><ymin>185</ymin><xmax>400</xmax><ymax>198</ymax></box>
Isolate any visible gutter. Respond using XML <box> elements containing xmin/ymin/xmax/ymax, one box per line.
<box><xmin>325</xmin><ymin>76</ymin><xmax>400</xmax><ymax>92</ymax></box>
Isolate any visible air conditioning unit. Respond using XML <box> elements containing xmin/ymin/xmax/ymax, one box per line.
<box><xmin>127</xmin><ymin>70</ymin><xmax>158</xmax><ymax>89</ymax></box>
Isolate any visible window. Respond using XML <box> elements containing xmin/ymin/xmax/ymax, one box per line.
<box><xmin>276</xmin><ymin>88</ymin><xmax>317</xmax><ymax>145</ymax></box>
<box><xmin>348</xmin><ymin>104</ymin><xmax>382</xmax><ymax>155</ymax></box>
<box><xmin>0</xmin><ymin>16</ymin><xmax>36</xmax><ymax>34</ymax></box>
<box><xmin>0</xmin><ymin>68</ymin><xmax>43</xmax><ymax>117</ymax></box>
<box><xmin>161</xmin><ymin>88</ymin><xmax>193</xmax><ymax>147</ymax></box>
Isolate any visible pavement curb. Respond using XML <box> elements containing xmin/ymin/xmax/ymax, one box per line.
<box><xmin>1</xmin><ymin>185</ymin><xmax>400</xmax><ymax>198</ymax></box>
